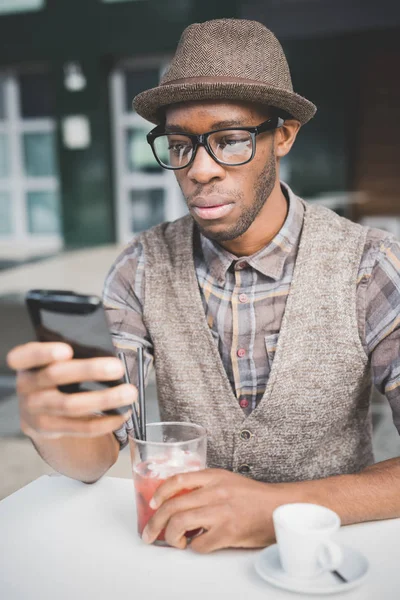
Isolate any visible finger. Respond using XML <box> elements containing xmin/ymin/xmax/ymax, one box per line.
<box><xmin>143</xmin><ymin>486</ymin><xmax>221</xmax><ymax>544</ymax></box>
<box><xmin>24</xmin><ymin>383</ymin><xmax>137</xmax><ymax>417</ymax></box>
<box><xmin>190</xmin><ymin>527</ymin><xmax>228</xmax><ymax>554</ymax></box>
<box><xmin>163</xmin><ymin>507</ymin><xmax>215</xmax><ymax>549</ymax></box>
<box><xmin>150</xmin><ymin>469</ymin><xmax>221</xmax><ymax>510</ymax></box>
<box><xmin>17</xmin><ymin>356</ymin><xmax>125</xmax><ymax>395</ymax></box>
<box><xmin>22</xmin><ymin>411</ymin><xmax>132</xmax><ymax>439</ymax></box>
<box><xmin>7</xmin><ymin>342</ymin><xmax>73</xmax><ymax>371</ymax></box>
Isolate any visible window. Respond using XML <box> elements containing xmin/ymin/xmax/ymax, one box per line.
<box><xmin>0</xmin><ymin>133</ymin><xmax>9</xmax><ymax>178</ymax></box>
<box><xmin>0</xmin><ymin>191</ymin><xmax>12</xmax><ymax>235</ymax></box>
<box><xmin>110</xmin><ymin>60</ymin><xmax>187</xmax><ymax>242</ymax></box>
<box><xmin>125</xmin><ymin>127</ymin><xmax>159</xmax><ymax>173</ymax></box>
<box><xmin>27</xmin><ymin>191</ymin><xmax>60</xmax><ymax>234</ymax></box>
<box><xmin>23</xmin><ymin>132</ymin><xmax>57</xmax><ymax>177</ymax></box>
<box><xmin>0</xmin><ymin>71</ymin><xmax>61</xmax><ymax>255</ymax></box>
<box><xmin>129</xmin><ymin>189</ymin><xmax>165</xmax><ymax>232</ymax></box>
<box><xmin>0</xmin><ymin>0</ymin><xmax>45</xmax><ymax>15</ymax></box>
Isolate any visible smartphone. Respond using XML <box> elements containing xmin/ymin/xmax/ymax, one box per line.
<box><xmin>25</xmin><ymin>289</ymin><xmax>131</xmax><ymax>416</ymax></box>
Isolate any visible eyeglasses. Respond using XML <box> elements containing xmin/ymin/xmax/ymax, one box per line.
<box><xmin>146</xmin><ymin>116</ymin><xmax>284</xmax><ymax>170</ymax></box>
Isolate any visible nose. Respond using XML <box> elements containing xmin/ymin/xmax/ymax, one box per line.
<box><xmin>186</xmin><ymin>145</ymin><xmax>226</xmax><ymax>184</ymax></box>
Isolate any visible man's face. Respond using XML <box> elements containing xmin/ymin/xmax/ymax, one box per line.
<box><xmin>165</xmin><ymin>100</ymin><xmax>277</xmax><ymax>243</ymax></box>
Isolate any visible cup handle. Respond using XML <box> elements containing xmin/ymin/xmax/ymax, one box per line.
<box><xmin>316</xmin><ymin>541</ymin><xmax>343</xmax><ymax>572</ymax></box>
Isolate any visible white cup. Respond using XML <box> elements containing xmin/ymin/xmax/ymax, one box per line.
<box><xmin>272</xmin><ymin>503</ymin><xmax>342</xmax><ymax>579</ymax></box>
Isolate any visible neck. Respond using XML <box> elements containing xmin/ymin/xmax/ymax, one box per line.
<box><xmin>220</xmin><ymin>180</ymin><xmax>288</xmax><ymax>257</ymax></box>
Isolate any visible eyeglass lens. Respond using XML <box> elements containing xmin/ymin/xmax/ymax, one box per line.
<box><xmin>153</xmin><ymin>130</ymin><xmax>254</xmax><ymax>168</ymax></box>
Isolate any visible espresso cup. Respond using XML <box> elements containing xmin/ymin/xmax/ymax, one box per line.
<box><xmin>272</xmin><ymin>503</ymin><xmax>342</xmax><ymax>579</ymax></box>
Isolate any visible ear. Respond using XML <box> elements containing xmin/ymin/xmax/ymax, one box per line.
<box><xmin>275</xmin><ymin>119</ymin><xmax>301</xmax><ymax>158</ymax></box>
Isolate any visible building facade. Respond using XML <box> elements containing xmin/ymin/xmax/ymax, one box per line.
<box><xmin>0</xmin><ymin>0</ymin><xmax>399</xmax><ymax>259</ymax></box>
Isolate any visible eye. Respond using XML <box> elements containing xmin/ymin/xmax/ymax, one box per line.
<box><xmin>168</xmin><ymin>143</ymin><xmax>190</xmax><ymax>154</ymax></box>
<box><xmin>167</xmin><ymin>137</ymin><xmax>192</xmax><ymax>155</ymax></box>
<box><xmin>216</xmin><ymin>135</ymin><xmax>250</xmax><ymax>148</ymax></box>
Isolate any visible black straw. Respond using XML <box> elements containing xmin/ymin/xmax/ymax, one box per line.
<box><xmin>137</xmin><ymin>346</ymin><xmax>146</xmax><ymax>441</ymax></box>
<box><xmin>117</xmin><ymin>351</ymin><xmax>142</xmax><ymax>441</ymax></box>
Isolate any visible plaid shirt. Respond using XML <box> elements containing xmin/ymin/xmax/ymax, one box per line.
<box><xmin>104</xmin><ymin>183</ymin><xmax>400</xmax><ymax>448</ymax></box>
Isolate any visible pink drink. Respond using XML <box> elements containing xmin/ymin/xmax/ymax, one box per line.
<box><xmin>133</xmin><ymin>451</ymin><xmax>202</xmax><ymax>542</ymax></box>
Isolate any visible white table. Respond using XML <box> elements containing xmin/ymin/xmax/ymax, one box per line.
<box><xmin>0</xmin><ymin>475</ymin><xmax>398</xmax><ymax>600</ymax></box>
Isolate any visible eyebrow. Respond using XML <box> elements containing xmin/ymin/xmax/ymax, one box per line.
<box><xmin>164</xmin><ymin>119</ymin><xmax>246</xmax><ymax>134</ymax></box>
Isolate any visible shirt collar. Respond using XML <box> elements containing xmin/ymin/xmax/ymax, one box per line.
<box><xmin>199</xmin><ymin>182</ymin><xmax>304</xmax><ymax>284</ymax></box>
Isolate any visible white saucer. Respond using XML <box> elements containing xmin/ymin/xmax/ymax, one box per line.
<box><xmin>255</xmin><ymin>544</ymin><xmax>369</xmax><ymax>595</ymax></box>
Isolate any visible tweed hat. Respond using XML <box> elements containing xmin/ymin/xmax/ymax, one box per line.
<box><xmin>133</xmin><ymin>19</ymin><xmax>317</xmax><ymax>125</ymax></box>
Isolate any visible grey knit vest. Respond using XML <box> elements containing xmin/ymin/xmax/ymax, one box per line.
<box><xmin>140</xmin><ymin>201</ymin><xmax>373</xmax><ymax>483</ymax></box>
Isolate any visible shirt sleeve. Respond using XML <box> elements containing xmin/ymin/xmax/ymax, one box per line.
<box><xmin>364</xmin><ymin>235</ymin><xmax>400</xmax><ymax>434</ymax></box>
<box><xmin>103</xmin><ymin>240</ymin><xmax>154</xmax><ymax>449</ymax></box>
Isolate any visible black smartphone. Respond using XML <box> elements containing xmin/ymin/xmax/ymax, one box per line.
<box><xmin>25</xmin><ymin>289</ymin><xmax>130</xmax><ymax>416</ymax></box>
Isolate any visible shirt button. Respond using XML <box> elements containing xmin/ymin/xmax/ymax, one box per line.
<box><xmin>236</xmin><ymin>261</ymin><xmax>247</xmax><ymax>270</ymax></box>
<box><xmin>238</xmin><ymin>464</ymin><xmax>251</xmax><ymax>474</ymax></box>
<box><xmin>237</xmin><ymin>348</ymin><xmax>246</xmax><ymax>358</ymax></box>
<box><xmin>239</xmin><ymin>293</ymin><xmax>248</xmax><ymax>303</ymax></box>
<box><xmin>240</xmin><ymin>430</ymin><xmax>251</xmax><ymax>440</ymax></box>
<box><xmin>239</xmin><ymin>397</ymin><xmax>249</xmax><ymax>408</ymax></box>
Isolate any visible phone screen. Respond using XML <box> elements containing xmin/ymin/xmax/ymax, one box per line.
<box><xmin>40</xmin><ymin>308</ymin><xmax>115</xmax><ymax>355</ymax></box>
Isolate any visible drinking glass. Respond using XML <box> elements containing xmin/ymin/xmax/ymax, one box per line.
<box><xmin>128</xmin><ymin>422</ymin><xmax>207</xmax><ymax>545</ymax></box>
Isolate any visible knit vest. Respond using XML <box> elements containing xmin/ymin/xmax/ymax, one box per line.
<box><xmin>140</xmin><ymin>201</ymin><xmax>373</xmax><ymax>483</ymax></box>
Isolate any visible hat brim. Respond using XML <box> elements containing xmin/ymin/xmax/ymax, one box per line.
<box><xmin>133</xmin><ymin>81</ymin><xmax>317</xmax><ymax>126</ymax></box>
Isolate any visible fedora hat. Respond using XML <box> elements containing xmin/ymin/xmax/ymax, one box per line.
<box><xmin>133</xmin><ymin>18</ymin><xmax>317</xmax><ymax>125</ymax></box>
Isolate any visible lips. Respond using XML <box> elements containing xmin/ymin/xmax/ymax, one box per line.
<box><xmin>192</xmin><ymin>204</ymin><xmax>234</xmax><ymax>220</ymax></box>
<box><xmin>190</xmin><ymin>196</ymin><xmax>235</xmax><ymax>221</ymax></box>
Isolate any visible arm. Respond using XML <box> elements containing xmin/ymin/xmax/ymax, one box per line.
<box><xmin>29</xmin><ymin>430</ymin><xmax>121</xmax><ymax>484</ymax></box>
<box><xmin>295</xmin><ymin>457</ymin><xmax>400</xmax><ymax>525</ymax></box>
<box><xmin>7</xmin><ymin>241</ymin><xmax>150</xmax><ymax>483</ymax></box>
<box><xmin>312</xmin><ymin>236</ymin><xmax>400</xmax><ymax>524</ymax></box>
<box><xmin>139</xmin><ymin>457</ymin><xmax>400</xmax><ymax>553</ymax></box>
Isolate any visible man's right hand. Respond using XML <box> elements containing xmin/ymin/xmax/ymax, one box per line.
<box><xmin>6</xmin><ymin>342</ymin><xmax>136</xmax><ymax>440</ymax></box>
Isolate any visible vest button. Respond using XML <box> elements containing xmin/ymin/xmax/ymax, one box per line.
<box><xmin>240</xmin><ymin>430</ymin><xmax>251</xmax><ymax>441</ymax></box>
<box><xmin>238</xmin><ymin>464</ymin><xmax>251</xmax><ymax>474</ymax></box>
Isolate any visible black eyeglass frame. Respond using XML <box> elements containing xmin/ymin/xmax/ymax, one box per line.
<box><xmin>146</xmin><ymin>116</ymin><xmax>284</xmax><ymax>170</ymax></box>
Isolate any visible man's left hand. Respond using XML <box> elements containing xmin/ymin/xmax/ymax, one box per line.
<box><xmin>141</xmin><ymin>468</ymin><xmax>289</xmax><ymax>553</ymax></box>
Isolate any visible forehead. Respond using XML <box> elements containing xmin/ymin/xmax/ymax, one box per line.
<box><xmin>164</xmin><ymin>100</ymin><xmax>270</xmax><ymax>130</ymax></box>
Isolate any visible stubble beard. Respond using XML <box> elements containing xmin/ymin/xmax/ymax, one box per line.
<box><xmin>182</xmin><ymin>149</ymin><xmax>277</xmax><ymax>243</ymax></box>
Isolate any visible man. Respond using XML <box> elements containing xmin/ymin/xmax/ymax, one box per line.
<box><xmin>7</xmin><ymin>19</ymin><xmax>400</xmax><ymax>554</ymax></box>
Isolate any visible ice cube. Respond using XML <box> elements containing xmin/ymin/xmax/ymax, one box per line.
<box><xmin>166</xmin><ymin>447</ymin><xmax>186</xmax><ymax>468</ymax></box>
<box><xmin>140</xmin><ymin>451</ymin><xmax>202</xmax><ymax>480</ymax></box>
